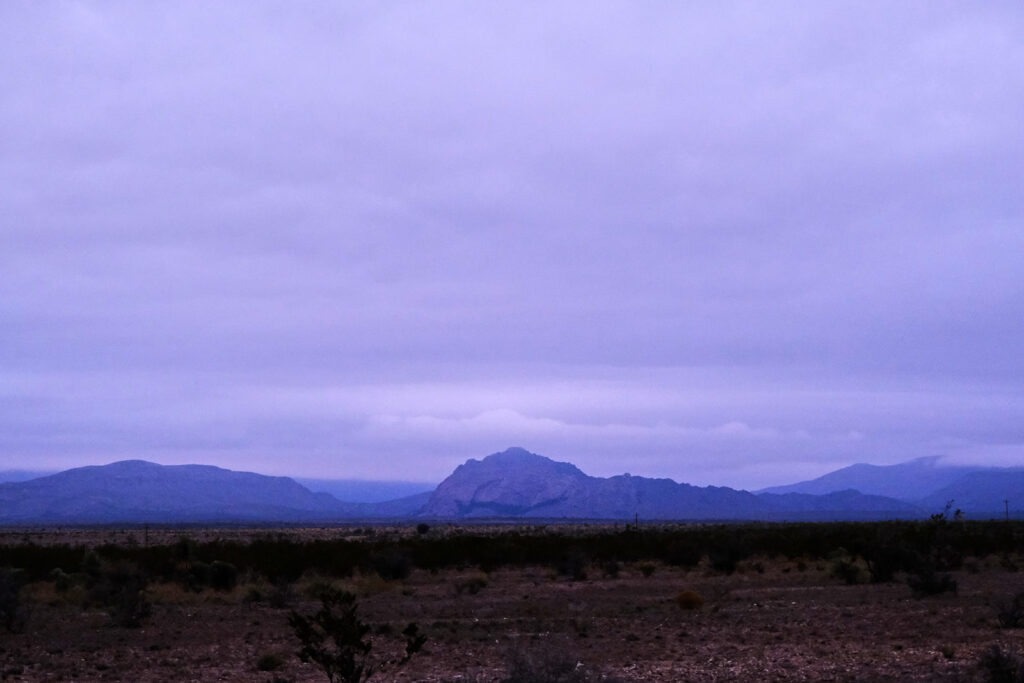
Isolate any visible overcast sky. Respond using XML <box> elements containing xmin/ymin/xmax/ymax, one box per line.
<box><xmin>2</xmin><ymin>2</ymin><xmax>1023</xmax><ymax>489</ymax></box>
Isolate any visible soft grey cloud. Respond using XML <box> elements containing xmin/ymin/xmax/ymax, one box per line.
<box><xmin>2</xmin><ymin>2</ymin><xmax>1022</xmax><ymax>488</ymax></box>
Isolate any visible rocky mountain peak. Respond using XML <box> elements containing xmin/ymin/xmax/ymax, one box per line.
<box><xmin>420</xmin><ymin>447</ymin><xmax>590</xmax><ymax>517</ymax></box>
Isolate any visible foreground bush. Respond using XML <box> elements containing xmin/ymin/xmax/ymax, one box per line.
<box><xmin>87</xmin><ymin>561</ymin><xmax>151</xmax><ymax>627</ymax></box>
<box><xmin>289</xmin><ymin>588</ymin><xmax>372</xmax><ymax>683</ymax></box>
<box><xmin>0</xmin><ymin>567</ymin><xmax>29</xmax><ymax>633</ymax></box>
<box><xmin>998</xmin><ymin>593</ymin><xmax>1024</xmax><ymax>629</ymax></box>
<box><xmin>978</xmin><ymin>644</ymin><xmax>1024</xmax><ymax>683</ymax></box>
<box><xmin>906</xmin><ymin>564</ymin><xmax>957</xmax><ymax>597</ymax></box>
<box><xmin>288</xmin><ymin>587</ymin><xmax>425</xmax><ymax>683</ymax></box>
<box><xmin>674</xmin><ymin>590</ymin><xmax>704</xmax><ymax>610</ymax></box>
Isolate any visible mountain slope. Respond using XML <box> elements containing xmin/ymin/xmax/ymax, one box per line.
<box><xmin>0</xmin><ymin>460</ymin><xmax>350</xmax><ymax>523</ymax></box>
<box><xmin>757</xmin><ymin>456</ymin><xmax>980</xmax><ymax>500</ymax></box>
<box><xmin>758</xmin><ymin>490</ymin><xmax>921</xmax><ymax>520</ymax></box>
<box><xmin>918</xmin><ymin>471</ymin><xmax>1024</xmax><ymax>517</ymax></box>
<box><xmin>420</xmin><ymin>447</ymin><xmax>591</xmax><ymax>517</ymax></box>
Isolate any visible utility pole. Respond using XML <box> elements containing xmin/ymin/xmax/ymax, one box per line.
<box><xmin>1006</xmin><ymin>499</ymin><xmax>1010</xmax><ymax>522</ymax></box>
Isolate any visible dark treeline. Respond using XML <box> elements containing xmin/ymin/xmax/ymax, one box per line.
<box><xmin>3</xmin><ymin>519</ymin><xmax>1023</xmax><ymax>586</ymax></box>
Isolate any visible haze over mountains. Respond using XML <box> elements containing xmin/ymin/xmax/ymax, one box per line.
<box><xmin>1</xmin><ymin>448</ymin><xmax>1020</xmax><ymax>524</ymax></box>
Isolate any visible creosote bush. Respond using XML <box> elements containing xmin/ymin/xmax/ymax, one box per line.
<box><xmin>87</xmin><ymin>561</ymin><xmax>151</xmax><ymax>627</ymax></box>
<box><xmin>555</xmin><ymin>548</ymin><xmax>588</xmax><ymax>581</ymax></box>
<box><xmin>209</xmin><ymin>560</ymin><xmax>239</xmax><ymax>591</ymax></box>
<box><xmin>368</xmin><ymin>548</ymin><xmax>412</xmax><ymax>581</ymax></box>
<box><xmin>257</xmin><ymin>653</ymin><xmax>286</xmax><ymax>671</ymax></box>
<box><xmin>998</xmin><ymin>593</ymin><xmax>1024</xmax><ymax>629</ymax></box>
<box><xmin>0</xmin><ymin>567</ymin><xmax>29</xmax><ymax>633</ymax></box>
<box><xmin>708</xmin><ymin>542</ymin><xmax>745</xmax><ymax>575</ymax></box>
<box><xmin>401</xmin><ymin>622</ymin><xmax>427</xmax><ymax>663</ymax></box>
<box><xmin>906</xmin><ymin>564</ymin><xmax>957</xmax><ymax>597</ymax></box>
<box><xmin>674</xmin><ymin>590</ymin><xmax>704</xmax><ymax>610</ymax></box>
<box><xmin>830</xmin><ymin>550</ymin><xmax>866</xmax><ymax>586</ymax></box>
<box><xmin>862</xmin><ymin>544</ymin><xmax>905</xmax><ymax>583</ymax></box>
<box><xmin>977</xmin><ymin>644</ymin><xmax>1024</xmax><ymax>683</ymax></box>
<box><xmin>270</xmin><ymin>578</ymin><xmax>297</xmax><ymax>608</ymax></box>
<box><xmin>455</xmin><ymin>576</ymin><xmax>488</xmax><ymax>595</ymax></box>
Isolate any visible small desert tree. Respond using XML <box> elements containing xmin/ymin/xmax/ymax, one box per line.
<box><xmin>289</xmin><ymin>587</ymin><xmax>372</xmax><ymax>683</ymax></box>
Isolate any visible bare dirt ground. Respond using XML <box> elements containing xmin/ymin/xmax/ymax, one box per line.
<box><xmin>2</xmin><ymin>531</ymin><xmax>1024</xmax><ymax>681</ymax></box>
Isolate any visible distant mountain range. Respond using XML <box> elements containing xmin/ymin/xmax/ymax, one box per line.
<box><xmin>757</xmin><ymin>456</ymin><xmax>976</xmax><ymax>499</ymax></box>
<box><xmin>1</xmin><ymin>448</ymin><xmax>1020</xmax><ymax>524</ymax></box>
<box><xmin>419</xmin><ymin>448</ymin><xmax>918</xmax><ymax>521</ymax></box>
<box><xmin>0</xmin><ymin>460</ymin><xmax>426</xmax><ymax>524</ymax></box>
<box><xmin>757</xmin><ymin>455</ymin><xmax>1024</xmax><ymax>516</ymax></box>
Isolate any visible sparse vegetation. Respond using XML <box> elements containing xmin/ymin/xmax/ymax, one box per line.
<box><xmin>2</xmin><ymin>520</ymin><xmax>1024</xmax><ymax>679</ymax></box>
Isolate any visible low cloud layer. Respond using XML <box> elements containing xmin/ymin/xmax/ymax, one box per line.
<box><xmin>2</xmin><ymin>3</ymin><xmax>1022</xmax><ymax>489</ymax></box>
